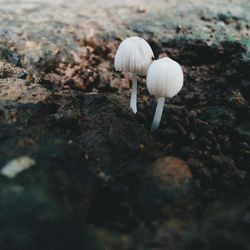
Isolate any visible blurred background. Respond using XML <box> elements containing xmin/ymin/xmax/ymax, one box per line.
<box><xmin>0</xmin><ymin>0</ymin><xmax>250</xmax><ymax>250</ymax></box>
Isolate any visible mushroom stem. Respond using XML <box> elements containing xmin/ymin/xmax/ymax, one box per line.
<box><xmin>130</xmin><ymin>73</ymin><xmax>137</xmax><ymax>113</ymax></box>
<box><xmin>151</xmin><ymin>97</ymin><xmax>165</xmax><ymax>132</ymax></box>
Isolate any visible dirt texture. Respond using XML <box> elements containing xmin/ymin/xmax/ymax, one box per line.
<box><xmin>0</xmin><ymin>0</ymin><xmax>250</xmax><ymax>249</ymax></box>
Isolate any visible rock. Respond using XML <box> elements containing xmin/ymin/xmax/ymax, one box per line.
<box><xmin>0</xmin><ymin>79</ymin><xmax>50</xmax><ymax>103</ymax></box>
<box><xmin>16</xmin><ymin>70</ymin><xmax>27</xmax><ymax>79</ymax></box>
<box><xmin>110</xmin><ymin>78</ymin><xmax>130</xmax><ymax>91</ymax></box>
<box><xmin>0</xmin><ymin>0</ymin><xmax>249</xmax><ymax>78</ymax></box>
<box><xmin>132</xmin><ymin>157</ymin><xmax>193</xmax><ymax>219</ymax></box>
<box><xmin>110</xmin><ymin>78</ymin><xmax>120</xmax><ymax>89</ymax></box>
<box><xmin>0</xmin><ymin>61</ymin><xmax>23</xmax><ymax>78</ymax></box>
<box><xmin>1</xmin><ymin>156</ymin><xmax>35</xmax><ymax>178</ymax></box>
<box><xmin>149</xmin><ymin>156</ymin><xmax>193</xmax><ymax>199</ymax></box>
<box><xmin>0</xmin><ymin>47</ymin><xmax>21</xmax><ymax>66</ymax></box>
<box><xmin>137</xmin><ymin>5</ymin><xmax>146</xmax><ymax>13</ymax></box>
<box><xmin>0</xmin><ymin>0</ymin><xmax>249</xmax><ymax>249</ymax></box>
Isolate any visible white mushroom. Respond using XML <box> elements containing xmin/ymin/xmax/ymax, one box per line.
<box><xmin>146</xmin><ymin>57</ymin><xmax>183</xmax><ymax>131</ymax></box>
<box><xmin>115</xmin><ymin>36</ymin><xmax>154</xmax><ymax>113</ymax></box>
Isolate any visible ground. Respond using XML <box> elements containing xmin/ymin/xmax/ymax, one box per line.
<box><xmin>0</xmin><ymin>0</ymin><xmax>250</xmax><ymax>249</ymax></box>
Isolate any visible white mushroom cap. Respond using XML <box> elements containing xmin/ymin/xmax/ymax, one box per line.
<box><xmin>146</xmin><ymin>57</ymin><xmax>183</xmax><ymax>98</ymax></box>
<box><xmin>114</xmin><ymin>36</ymin><xmax>154</xmax><ymax>76</ymax></box>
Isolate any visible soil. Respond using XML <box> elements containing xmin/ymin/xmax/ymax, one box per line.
<box><xmin>0</xmin><ymin>0</ymin><xmax>250</xmax><ymax>249</ymax></box>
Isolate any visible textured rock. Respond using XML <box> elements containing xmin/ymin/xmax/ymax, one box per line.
<box><xmin>0</xmin><ymin>0</ymin><xmax>250</xmax><ymax>249</ymax></box>
<box><xmin>0</xmin><ymin>79</ymin><xmax>50</xmax><ymax>103</ymax></box>
<box><xmin>130</xmin><ymin>157</ymin><xmax>193</xmax><ymax>220</ymax></box>
<box><xmin>0</xmin><ymin>0</ymin><xmax>249</xmax><ymax>73</ymax></box>
<box><xmin>147</xmin><ymin>156</ymin><xmax>193</xmax><ymax>202</ymax></box>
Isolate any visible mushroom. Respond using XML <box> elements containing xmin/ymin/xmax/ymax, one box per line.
<box><xmin>115</xmin><ymin>36</ymin><xmax>154</xmax><ymax>113</ymax></box>
<box><xmin>146</xmin><ymin>57</ymin><xmax>183</xmax><ymax>131</ymax></box>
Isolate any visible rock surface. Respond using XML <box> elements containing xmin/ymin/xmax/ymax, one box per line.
<box><xmin>148</xmin><ymin>156</ymin><xmax>193</xmax><ymax>200</ymax></box>
<box><xmin>0</xmin><ymin>0</ymin><xmax>250</xmax><ymax>249</ymax></box>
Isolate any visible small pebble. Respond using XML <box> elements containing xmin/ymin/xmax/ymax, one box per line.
<box><xmin>137</xmin><ymin>5</ymin><xmax>146</xmax><ymax>13</ymax></box>
<box><xmin>16</xmin><ymin>70</ymin><xmax>27</xmax><ymax>79</ymax></box>
<box><xmin>1</xmin><ymin>156</ymin><xmax>35</xmax><ymax>178</ymax></box>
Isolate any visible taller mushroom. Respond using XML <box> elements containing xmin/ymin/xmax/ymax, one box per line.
<box><xmin>114</xmin><ymin>36</ymin><xmax>154</xmax><ymax>113</ymax></box>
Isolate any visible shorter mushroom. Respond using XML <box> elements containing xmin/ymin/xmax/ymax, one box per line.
<box><xmin>115</xmin><ymin>36</ymin><xmax>154</xmax><ymax>113</ymax></box>
<box><xmin>146</xmin><ymin>57</ymin><xmax>183</xmax><ymax>131</ymax></box>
